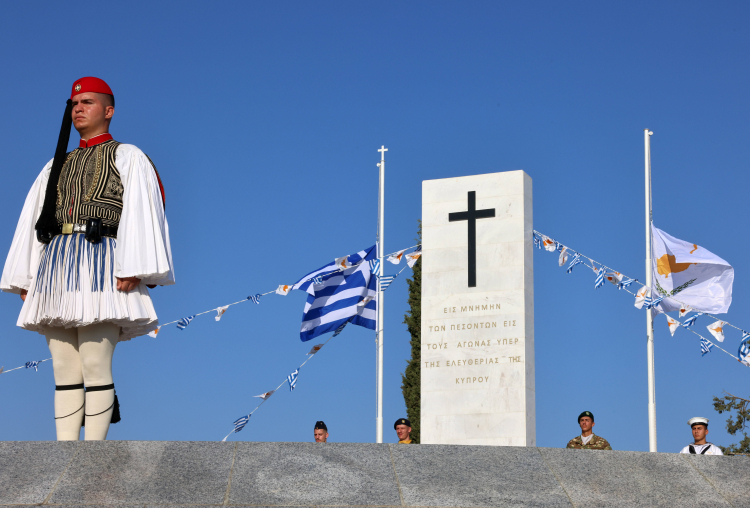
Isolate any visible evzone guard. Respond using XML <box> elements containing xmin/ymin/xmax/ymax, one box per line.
<box><xmin>1</xmin><ymin>77</ymin><xmax>174</xmax><ymax>440</ymax></box>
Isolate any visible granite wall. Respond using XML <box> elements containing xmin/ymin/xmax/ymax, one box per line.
<box><xmin>1</xmin><ymin>441</ymin><xmax>748</xmax><ymax>507</ymax></box>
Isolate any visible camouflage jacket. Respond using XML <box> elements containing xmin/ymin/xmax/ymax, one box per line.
<box><xmin>566</xmin><ymin>434</ymin><xmax>612</xmax><ymax>450</ymax></box>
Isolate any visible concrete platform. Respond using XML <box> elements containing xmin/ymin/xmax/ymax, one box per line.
<box><xmin>1</xmin><ymin>441</ymin><xmax>748</xmax><ymax>507</ymax></box>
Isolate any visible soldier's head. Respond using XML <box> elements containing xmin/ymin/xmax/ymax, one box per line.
<box><xmin>394</xmin><ymin>418</ymin><xmax>412</xmax><ymax>441</ymax></box>
<box><xmin>578</xmin><ymin>411</ymin><xmax>595</xmax><ymax>433</ymax></box>
<box><xmin>70</xmin><ymin>77</ymin><xmax>115</xmax><ymax>139</ymax></box>
<box><xmin>689</xmin><ymin>417</ymin><xmax>709</xmax><ymax>443</ymax></box>
<box><xmin>314</xmin><ymin>421</ymin><xmax>328</xmax><ymax>443</ymax></box>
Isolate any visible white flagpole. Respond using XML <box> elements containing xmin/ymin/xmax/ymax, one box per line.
<box><xmin>644</xmin><ymin>129</ymin><xmax>657</xmax><ymax>452</ymax></box>
<box><xmin>376</xmin><ymin>145</ymin><xmax>387</xmax><ymax>443</ymax></box>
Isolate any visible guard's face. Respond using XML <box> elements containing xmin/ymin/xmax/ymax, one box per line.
<box><xmin>578</xmin><ymin>417</ymin><xmax>594</xmax><ymax>433</ymax></box>
<box><xmin>395</xmin><ymin>424</ymin><xmax>411</xmax><ymax>441</ymax></box>
<box><xmin>314</xmin><ymin>429</ymin><xmax>328</xmax><ymax>442</ymax></box>
<box><xmin>71</xmin><ymin>92</ymin><xmax>113</xmax><ymax>134</ymax></box>
<box><xmin>692</xmin><ymin>424</ymin><xmax>708</xmax><ymax>442</ymax></box>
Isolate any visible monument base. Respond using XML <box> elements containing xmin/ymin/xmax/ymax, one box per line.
<box><xmin>2</xmin><ymin>441</ymin><xmax>747</xmax><ymax>507</ymax></box>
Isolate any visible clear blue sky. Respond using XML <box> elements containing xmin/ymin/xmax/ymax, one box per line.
<box><xmin>1</xmin><ymin>1</ymin><xmax>748</xmax><ymax>452</ymax></box>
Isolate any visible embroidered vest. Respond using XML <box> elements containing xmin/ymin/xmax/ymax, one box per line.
<box><xmin>55</xmin><ymin>139</ymin><xmax>123</xmax><ymax>228</ymax></box>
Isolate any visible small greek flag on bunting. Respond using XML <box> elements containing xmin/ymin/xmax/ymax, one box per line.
<box><xmin>332</xmin><ymin>317</ymin><xmax>352</xmax><ymax>337</ymax></box>
<box><xmin>682</xmin><ymin>312</ymin><xmax>703</xmax><ymax>328</ymax></box>
<box><xmin>618</xmin><ymin>278</ymin><xmax>636</xmax><ymax>290</ymax></box>
<box><xmin>700</xmin><ymin>337</ymin><xmax>714</xmax><ymax>356</ymax></box>
<box><xmin>176</xmin><ymin>315</ymin><xmax>195</xmax><ymax>330</ymax></box>
<box><xmin>566</xmin><ymin>253</ymin><xmax>582</xmax><ymax>274</ymax></box>
<box><xmin>738</xmin><ymin>332</ymin><xmax>750</xmax><ymax>367</ymax></box>
<box><xmin>25</xmin><ymin>361</ymin><xmax>41</xmax><ymax>372</ymax></box>
<box><xmin>247</xmin><ymin>294</ymin><xmax>261</xmax><ymax>304</ymax></box>
<box><xmin>311</xmin><ymin>276</ymin><xmax>323</xmax><ymax>285</ymax></box>
<box><xmin>233</xmin><ymin>415</ymin><xmax>250</xmax><ymax>433</ymax></box>
<box><xmin>369</xmin><ymin>259</ymin><xmax>381</xmax><ymax>275</ymax></box>
<box><xmin>533</xmin><ymin>232</ymin><xmax>542</xmax><ymax>249</ymax></box>
<box><xmin>288</xmin><ymin>369</ymin><xmax>299</xmax><ymax>391</ymax></box>
<box><xmin>379</xmin><ymin>274</ymin><xmax>397</xmax><ymax>290</ymax></box>
<box><xmin>646</xmin><ymin>294</ymin><xmax>666</xmax><ymax>310</ymax></box>
<box><xmin>594</xmin><ymin>268</ymin><xmax>605</xmax><ymax>289</ymax></box>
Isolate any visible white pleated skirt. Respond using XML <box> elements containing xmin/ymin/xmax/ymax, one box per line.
<box><xmin>18</xmin><ymin>233</ymin><xmax>159</xmax><ymax>341</ymax></box>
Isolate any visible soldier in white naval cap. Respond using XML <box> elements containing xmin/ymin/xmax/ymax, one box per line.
<box><xmin>679</xmin><ymin>417</ymin><xmax>723</xmax><ymax>455</ymax></box>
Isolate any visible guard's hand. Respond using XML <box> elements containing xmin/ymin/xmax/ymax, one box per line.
<box><xmin>20</xmin><ymin>289</ymin><xmax>27</xmax><ymax>302</ymax></box>
<box><xmin>116</xmin><ymin>276</ymin><xmax>141</xmax><ymax>292</ymax></box>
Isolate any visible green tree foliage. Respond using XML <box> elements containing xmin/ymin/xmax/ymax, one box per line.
<box><xmin>712</xmin><ymin>391</ymin><xmax>750</xmax><ymax>454</ymax></box>
<box><xmin>401</xmin><ymin>223</ymin><xmax>421</xmax><ymax>443</ymax></box>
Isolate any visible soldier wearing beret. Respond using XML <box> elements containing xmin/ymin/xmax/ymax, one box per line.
<box><xmin>394</xmin><ymin>418</ymin><xmax>413</xmax><ymax>444</ymax></box>
<box><xmin>679</xmin><ymin>417</ymin><xmax>723</xmax><ymax>455</ymax></box>
<box><xmin>566</xmin><ymin>411</ymin><xmax>612</xmax><ymax>450</ymax></box>
<box><xmin>314</xmin><ymin>421</ymin><xmax>329</xmax><ymax>443</ymax></box>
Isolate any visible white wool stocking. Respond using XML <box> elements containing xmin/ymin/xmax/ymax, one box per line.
<box><xmin>46</xmin><ymin>322</ymin><xmax>120</xmax><ymax>441</ymax></box>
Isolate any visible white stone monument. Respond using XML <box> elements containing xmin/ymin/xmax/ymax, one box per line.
<box><xmin>421</xmin><ymin>171</ymin><xmax>535</xmax><ymax>446</ymax></box>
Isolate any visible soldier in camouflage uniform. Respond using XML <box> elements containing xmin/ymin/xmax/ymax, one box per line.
<box><xmin>566</xmin><ymin>411</ymin><xmax>612</xmax><ymax>450</ymax></box>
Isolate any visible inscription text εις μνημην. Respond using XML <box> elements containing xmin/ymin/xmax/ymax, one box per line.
<box><xmin>444</xmin><ymin>304</ymin><xmax>501</xmax><ymax>313</ymax></box>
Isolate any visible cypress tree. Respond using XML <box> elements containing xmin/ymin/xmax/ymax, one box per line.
<box><xmin>401</xmin><ymin>223</ymin><xmax>421</xmax><ymax>443</ymax></box>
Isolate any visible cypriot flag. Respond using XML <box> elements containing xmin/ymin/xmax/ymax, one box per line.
<box><xmin>605</xmin><ymin>271</ymin><xmax>624</xmax><ymax>286</ymax></box>
<box><xmin>387</xmin><ymin>249</ymin><xmax>407</xmax><ymax>264</ymax></box>
<box><xmin>406</xmin><ymin>249</ymin><xmax>422</xmax><ymax>268</ymax></box>
<box><xmin>558</xmin><ymin>247</ymin><xmax>569</xmax><ymax>267</ymax></box>
<box><xmin>254</xmin><ymin>391</ymin><xmax>275</xmax><ymax>401</ymax></box>
<box><xmin>634</xmin><ymin>286</ymin><xmax>648</xmax><ymax>309</ymax></box>
<box><xmin>679</xmin><ymin>304</ymin><xmax>692</xmax><ymax>318</ymax></box>
<box><xmin>707</xmin><ymin>320</ymin><xmax>726</xmax><ymax>342</ymax></box>
<box><xmin>335</xmin><ymin>255</ymin><xmax>351</xmax><ymax>270</ymax></box>
<box><xmin>307</xmin><ymin>344</ymin><xmax>324</xmax><ymax>355</ymax></box>
<box><xmin>651</xmin><ymin>226</ymin><xmax>733</xmax><ymax>314</ymax></box>
<box><xmin>665</xmin><ymin>315</ymin><xmax>680</xmax><ymax>336</ymax></box>
<box><xmin>215</xmin><ymin>306</ymin><xmax>229</xmax><ymax>321</ymax></box>
<box><xmin>147</xmin><ymin>327</ymin><xmax>161</xmax><ymax>338</ymax></box>
<box><xmin>276</xmin><ymin>284</ymin><xmax>292</xmax><ymax>296</ymax></box>
<box><xmin>542</xmin><ymin>236</ymin><xmax>556</xmax><ymax>252</ymax></box>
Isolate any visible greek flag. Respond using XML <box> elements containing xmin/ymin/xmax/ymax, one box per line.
<box><xmin>176</xmin><ymin>315</ymin><xmax>195</xmax><ymax>330</ymax></box>
<box><xmin>298</xmin><ymin>246</ymin><xmax>377</xmax><ymax>342</ymax></box>
<box><xmin>247</xmin><ymin>294</ymin><xmax>261</xmax><ymax>304</ymax></box>
<box><xmin>379</xmin><ymin>274</ymin><xmax>397</xmax><ymax>291</ymax></box>
<box><xmin>645</xmin><ymin>294</ymin><xmax>666</xmax><ymax>310</ymax></box>
<box><xmin>618</xmin><ymin>278</ymin><xmax>636</xmax><ymax>290</ymax></box>
<box><xmin>369</xmin><ymin>259</ymin><xmax>380</xmax><ymax>275</ymax></box>
<box><xmin>700</xmin><ymin>337</ymin><xmax>714</xmax><ymax>356</ymax></box>
<box><xmin>533</xmin><ymin>232</ymin><xmax>542</xmax><ymax>249</ymax></box>
<box><xmin>594</xmin><ymin>269</ymin><xmax>605</xmax><ymax>289</ymax></box>
<box><xmin>233</xmin><ymin>415</ymin><xmax>250</xmax><ymax>433</ymax></box>
<box><xmin>25</xmin><ymin>361</ymin><xmax>40</xmax><ymax>371</ymax></box>
<box><xmin>566</xmin><ymin>253</ymin><xmax>582</xmax><ymax>274</ymax></box>
<box><xmin>288</xmin><ymin>369</ymin><xmax>299</xmax><ymax>391</ymax></box>
<box><xmin>738</xmin><ymin>332</ymin><xmax>750</xmax><ymax>366</ymax></box>
<box><xmin>682</xmin><ymin>312</ymin><xmax>703</xmax><ymax>328</ymax></box>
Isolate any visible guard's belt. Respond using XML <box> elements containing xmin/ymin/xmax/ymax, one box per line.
<box><xmin>53</xmin><ymin>218</ymin><xmax>117</xmax><ymax>242</ymax></box>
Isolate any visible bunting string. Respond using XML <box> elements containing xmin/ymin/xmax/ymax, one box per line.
<box><xmin>534</xmin><ymin>230</ymin><xmax>748</xmax><ymax>368</ymax></box>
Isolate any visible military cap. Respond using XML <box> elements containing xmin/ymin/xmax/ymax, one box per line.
<box><xmin>688</xmin><ymin>417</ymin><xmax>709</xmax><ymax>427</ymax></box>
<box><xmin>314</xmin><ymin>421</ymin><xmax>327</xmax><ymax>431</ymax></box>
<box><xmin>394</xmin><ymin>418</ymin><xmax>411</xmax><ymax>429</ymax></box>
<box><xmin>578</xmin><ymin>411</ymin><xmax>594</xmax><ymax>422</ymax></box>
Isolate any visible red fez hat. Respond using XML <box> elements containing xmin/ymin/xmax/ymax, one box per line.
<box><xmin>71</xmin><ymin>77</ymin><xmax>113</xmax><ymax>99</ymax></box>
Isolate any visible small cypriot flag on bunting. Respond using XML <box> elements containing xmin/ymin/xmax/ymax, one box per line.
<box><xmin>388</xmin><ymin>249</ymin><xmax>407</xmax><ymax>264</ymax></box>
<box><xmin>307</xmin><ymin>344</ymin><xmax>324</xmax><ymax>355</ymax></box>
<box><xmin>558</xmin><ymin>246</ymin><xmax>568</xmax><ymax>266</ymax></box>
<box><xmin>406</xmin><ymin>246</ymin><xmax>422</xmax><ymax>268</ymax></box>
<box><xmin>605</xmin><ymin>271</ymin><xmax>623</xmax><ymax>286</ymax></box>
<box><xmin>335</xmin><ymin>255</ymin><xmax>351</xmax><ymax>270</ymax></box>
<box><xmin>542</xmin><ymin>236</ymin><xmax>556</xmax><ymax>252</ymax></box>
<box><xmin>215</xmin><ymin>306</ymin><xmax>229</xmax><ymax>321</ymax></box>
<box><xmin>634</xmin><ymin>286</ymin><xmax>648</xmax><ymax>309</ymax></box>
<box><xmin>253</xmin><ymin>391</ymin><xmax>275</xmax><ymax>400</ymax></box>
<box><xmin>147</xmin><ymin>327</ymin><xmax>161</xmax><ymax>338</ymax></box>
<box><xmin>651</xmin><ymin>226</ymin><xmax>734</xmax><ymax>314</ymax></box>
<box><xmin>707</xmin><ymin>320</ymin><xmax>726</xmax><ymax>342</ymax></box>
<box><xmin>665</xmin><ymin>315</ymin><xmax>680</xmax><ymax>336</ymax></box>
<box><xmin>276</xmin><ymin>284</ymin><xmax>292</xmax><ymax>296</ymax></box>
<box><xmin>679</xmin><ymin>304</ymin><xmax>692</xmax><ymax>318</ymax></box>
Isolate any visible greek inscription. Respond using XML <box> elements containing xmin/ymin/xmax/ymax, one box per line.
<box><xmin>455</xmin><ymin>376</ymin><xmax>490</xmax><ymax>384</ymax></box>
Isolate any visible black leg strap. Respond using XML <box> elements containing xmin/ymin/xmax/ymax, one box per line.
<box><xmin>85</xmin><ymin>383</ymin><xmax>114</xmax><ymax>392</ymax></box>
<box><xmin>56</xmin><ymin>383</ymin><xmax>84</xmax><ymax>391</ymax></box>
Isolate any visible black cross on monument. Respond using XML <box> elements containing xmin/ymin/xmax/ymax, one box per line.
<box><xmin>449</xmin><ymin>191</ymin><xmax>495</xmax><ymax>287</ymax></box>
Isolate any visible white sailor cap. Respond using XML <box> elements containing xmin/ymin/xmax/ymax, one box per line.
<box><xmin>688</xmin><ymin>417</ymin><xmax>709</xmax><ymax>427</ymax></box>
